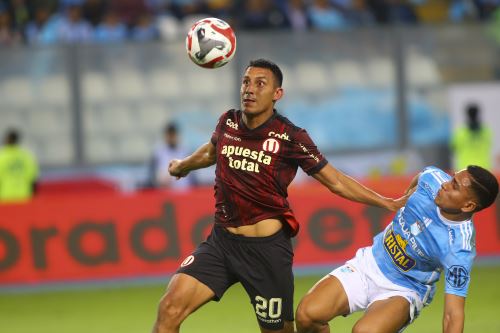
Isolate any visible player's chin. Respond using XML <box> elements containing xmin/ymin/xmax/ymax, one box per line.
<box><xmin>242</xmin><ymin>105</ymin><xmax>258</xmax><ymax>114</ymax></box>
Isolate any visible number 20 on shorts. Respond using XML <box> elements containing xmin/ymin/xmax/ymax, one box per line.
<box><xmin>254</xmin><ymin>296</ymin><xmax>282</xmax><ymax>319</ymax></box>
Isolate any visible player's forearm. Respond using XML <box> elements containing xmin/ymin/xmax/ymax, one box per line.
<box><xmin>332</xmin><ymin>172</ymin><xmax>392</xmax><ymax>209</ymax></box>
<box><xmin>314</xmin><ymin>164</ymin><xmax>396</xmax><ymax>210</ymax></box>
<box><xmin>178</xmin><ymin>142</ymin><xmax>216</xmax><ymax>173</ymax></box>
<box><xmin>443</xmin><ymin>312</ymin><xmax>464</xmax><ymax>333</ymax></box>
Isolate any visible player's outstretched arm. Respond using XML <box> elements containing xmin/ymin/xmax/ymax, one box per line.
<box><xmin>443</xmin><ymin>294</ymin><xmax>465</xmax><ymax>333</ymax></box>
<box><xmin>312</xmin><ymin>164</ymin><xmax>407</xmax><ymax>211</ymax></box>
<box><xmin>169</xmin><ymin>142</ymin><xmax>216</xmax><ymax>178</ymax></box>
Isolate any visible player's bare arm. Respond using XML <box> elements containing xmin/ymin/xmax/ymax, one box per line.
<box><xmin>312</xmin><ymin>164</ymin><xmax>407</xmax><ymax>211</ymax></box>
<box><xmin>443</xmin><ymin>294</ymin><xmax>465</xmax><ymax>333</ymax></box>
<box><xmin>169</xmin><ymin>142</ymin><xmax>216</xmax><ymax>178</ymax></box>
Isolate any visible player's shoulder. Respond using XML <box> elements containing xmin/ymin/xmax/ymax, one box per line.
<box><xmin>418</xmin><ymin>166</ymin><xmax>450</xmax><ymax>196</ymax></box>
<box><xmin>215</xmin><ymin>109</ymin><xmax>239</xmax><ymax>128</ymax></box>
<box><xmin>274</xmin><ymin>112</ymin><xmax>305</xmax><ymax>135</ymax></box>
<box><xmin>447</xmin><ymin>219</ymin><xmax>476</xmax><ymax>253</ymax></box>
<box><xmin>220</xmin><ymin>109</ymin><xmax>239</xmax><ymax>119</ymax></box>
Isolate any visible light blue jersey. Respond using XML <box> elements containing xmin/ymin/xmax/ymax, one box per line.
<box><xmin>372</xmin><ymin>167</ymin><xmax>476</xmax><ymax>305</ymax></box>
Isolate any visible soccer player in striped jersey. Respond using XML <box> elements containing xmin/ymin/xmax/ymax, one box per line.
<box><xmin>296</xmin><ymin>165</ymin><xmax>499</xmax><ymax>333</ymax></box>
<box><xmin>151</xmin><ymin>59</ymin><xmax>407</xmax><ymax>333</ymax></box>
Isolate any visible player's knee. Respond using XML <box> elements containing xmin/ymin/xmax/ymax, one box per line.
<box><xmin>295</xmin><ymin>302</ymin><xmax>317</xmax><ymax>329</ymax></box>
<box><xmin>156</xmin><ymin>295</ymin><xmax>187</xmax><ymax>328</ymax></box>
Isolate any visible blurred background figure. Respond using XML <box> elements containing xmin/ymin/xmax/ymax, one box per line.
<box><xmin>147</xmin><ymin>122</ymin><xmax>195</xmax><ymax>190</ymax></box>
<box><xmin>0</xmin><ymin>129</ymin><xmax>39</xmax><ymax>203</ymax></box>
<box><xmin>451</xmin><ymin>103</ymin><xmax>493</xmax><ymax>171</ymax></box>
<box><xmin>308</xmin><ymin>0</ymin><xmax>350</xmax><ymax>30</ymax></box>
<box><xmin>283</xmin><ymin>0</ymin><xmax>310</xmax><ymax>31</ymax></box>
<box><xmin>56</xmin><ymin>4</ymin><xmax>93</xmax><ymax>43</ymax></box>
<box><xmin>0</xmin><ymin>5</ymin><xmax>21</xmax><ymax>45</ymax></box>
<box><xmin>94</xmin><ymin>10</ymin><xmax>127</xmax><ymax>43</ymax></box>
<box><xmin>130</xmin><ymin>13</ymin><xmax>159</xmax><ymax>41</ymax></box>
<box><xmin>24</xmin><ymin>4</ymin><xmax>58</xmax><ymax>45</ymax></box>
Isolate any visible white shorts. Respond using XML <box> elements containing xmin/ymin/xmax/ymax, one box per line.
<box><xmin>330</xmin><ymin>247</ymin><xmax>423</xmax><ymax>327</ymax></box>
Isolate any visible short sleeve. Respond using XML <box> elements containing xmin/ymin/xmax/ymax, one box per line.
<box><xmin>289</xmin><ymin>128</ymin><xmax>327</xmax><ymax>176</ymax></box>
<box><xmin>210</xmin><ymin>112</ymin><xmax>227</xmax><ymax>146</ymax></box>
<box><xmin>442</xmin><ymin>237</ymin><xmax>476</xmax><ymax>297</ymax></box>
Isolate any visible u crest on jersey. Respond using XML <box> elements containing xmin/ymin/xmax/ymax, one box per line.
<box><xmin>262</xmin><ymin>138</ymin><xmax>280</xmax><ymax>154</ymax></box>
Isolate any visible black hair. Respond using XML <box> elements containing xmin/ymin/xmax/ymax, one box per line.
<box><xmin>247</xmin><ymin>58</ymin><xmax>283</xmax><ymax>87</ymax></box>
<box><xmin>164</xmin><ymin>122</ymin><xmax>178</xmax><ymax>134</ymax></box>
<box><xmin>4</xmin><ymin>128</ymin><xmax>20</xmax><ymax>145</ymax></box>
<box><xmin>467</xmin><ymin>165</ymin><xmax>499</xmax><ymax>211</ymax></box>
<box><xmin>466</xmin><ymin>103</ymin><xmax>481</xmax><ymax>132</ymax></box>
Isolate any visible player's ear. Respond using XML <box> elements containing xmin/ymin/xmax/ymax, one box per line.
<box><xmin>273</xmin><ymin>87</ymin><xmax>284</xmax><ymax>102</ymax></box>
<box><xmin>462</xmin><ymin>200</ymin><xmax>477</xmax><ymax>213</ymax></box>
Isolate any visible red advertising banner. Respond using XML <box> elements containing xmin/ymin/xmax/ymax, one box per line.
<box><xmin>0</xmin><ymin>180</ymin><xmax>499</xmax><ymax>286</ymax></box>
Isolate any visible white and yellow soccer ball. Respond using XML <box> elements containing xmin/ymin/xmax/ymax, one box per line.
<box><xmin>185</xmin><ymin>17</ymin><xmax>236</xmax><ymax>69</ymax></box>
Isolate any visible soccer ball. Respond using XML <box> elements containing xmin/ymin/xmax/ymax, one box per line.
<box><xmin>185</xmin><ymin>17</ymin><xmax>236</xmax><ymax>69</ymax></box>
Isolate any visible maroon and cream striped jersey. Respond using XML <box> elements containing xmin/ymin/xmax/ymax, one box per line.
<box><xmin>210</xmin><ymin>109</ymin><xmax>327</xmax><ymax>236</ymax></box>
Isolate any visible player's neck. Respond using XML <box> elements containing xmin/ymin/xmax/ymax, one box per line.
<box><xmin>438</xmin><ymin>208</ymin><xmax>472</xmax><ymax>223</ymax></box>
<box><xmin>242</xmin><ymin>109</ymin><xmax>274</xmax><ymax>129</ymax></box>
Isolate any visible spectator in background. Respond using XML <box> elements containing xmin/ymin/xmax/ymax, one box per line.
<box><xmin>25</xmin><ymin>4</ymin><xmax>59</xmax><ymax>44</ymax></box>
<box><xmin>0</xmin><ymin>129</ymin><xmax>39</xmax><ymax>203</ymax></box>
<box><xmin>284</xmin><ymin>0</ymin><xmax>310</xmax><ymax>31</ymax></box>
<box><xmin>0</xmin><ymin>6</ymin><xmax>21</xmax><ymax>45</ymax></box>
<box><xmin>130</xmin><ymin>13</ymin><xmax>159</xmax><ymax>41</ymax></box>
<box><xmin>308</xmin><ymin>0</ymin><xmax>350</xmax><ymax>30</ymax></box>
<box><xmin>387</xmin><ymin>0</ymin><xmax>418</xmax><ymax>24</ymax></box>
<box><xmin>109</xmin><ymin>0</ymin><xmax>149</xmax><ymax>26</ymax></box>
<box><xmin>56</xmin><ymin>4</ymin><xmax>93</xmax><ymax>43</ymax></box>
<box><xmin>148</xmin><ymin>122</ymin><xmax>195</xmax><ymax>190</ymax></box>
<box><xmin>170</xmin><ymin>0</ymin><xmax>207</xmax><ymax>21</ymax></box>
<box><xmin>6</xmin><ymin>0</ymin><xmax>32</xmax><ymax>32</ymax></box>
<box><xmin>237</xmin><ymin>0</ymin><xmax>288</xmax><ymax>30</ymax></box>
<box><xmin>346</xmin><ymin>0</ymin><xmax>375</xmax><ymax>26</ymax></box>
<box><xmin>451</xmin><ymin>103</ymin><xmax>493</xmax><ymax>171</ymax></box>
<box><xmin>206</xmin><ymin>0</ymin><xmax>234</xmax><ymax>22</ymax></box>
<box><xmin>449</xmin><ymin>0</ymin><xmax>477</xmax><ymax>22</ymax></box>
<box><xmin>366</xmin><ymin>0</ymin><xmax>417</xmax><ymax>25</ymax></box>
<box><xmin>82</xmin><ymin>0</ymin><xmax>108</xmax><ymax>27</ymax></box>
<box><xmin>94</xmin><ymin>10</ymin><xmax>127</xmax><ymax>43</ymax></box>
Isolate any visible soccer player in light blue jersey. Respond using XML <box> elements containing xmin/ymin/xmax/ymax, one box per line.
<box><xmin>296</xmin><ymin>165</ymin><xmax>499</xmax><ymax>333</ymax></box>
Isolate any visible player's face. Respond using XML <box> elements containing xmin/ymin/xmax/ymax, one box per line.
<box><xmin>240</xmin><ymin>67</ymin><xmax>283</xmax><ymax>117</ymax></box>
<box><xmin>435</xmin><ymin>170</ymin><xmax>478</xmax><ymax>215</ymax></box>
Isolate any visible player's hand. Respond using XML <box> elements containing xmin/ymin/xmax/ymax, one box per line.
<box><xmin>168</xmin><ymin>159</ymin><xmax>189</xmax><ymax>179</ymax></box>
<box><xmin>386</xmin><ymin>193</ymin><xmax>410</xmax><ymax>211</ymax></box>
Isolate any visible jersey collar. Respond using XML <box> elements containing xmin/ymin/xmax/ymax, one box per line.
<box><xmin>239</xmin><ymin>109</ymin><xmax>278</xmax><ymax>132</ymax></box>
<box><xmin>436</xmin><ymin>207</ymin><xmax>471</xmax><ymax>226</ymax></box>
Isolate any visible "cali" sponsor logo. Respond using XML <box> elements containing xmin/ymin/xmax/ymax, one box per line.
<box><xmin>268</xmin><ymin>131</ymin><xmax>290</xmax><ymax>141</ymax></box>
<box><xmin>226</xmin><ymin>118</ymin><xmax>238</xmax><ymax>130</ymax></box>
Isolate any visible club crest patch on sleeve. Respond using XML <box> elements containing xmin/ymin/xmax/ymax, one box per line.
<box><xmin>446</xmin><ymin>265</ymin><xmax>469</xmax><ymax>289</ymax></box>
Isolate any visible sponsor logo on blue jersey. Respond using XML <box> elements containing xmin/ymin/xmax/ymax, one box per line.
<box><xmin>446</xmin><ymin>265</ymin><xmax>469</xmax><ymax>289</ymax></box>
<box><xmin>383</xmin><ymin>227</ymin><xmax>416</xmax><ymax>272</ymax></box>
<box><xmin>410</xmin><ymin>217</ymin><xmax>432</xmax><ymax>236</ymax></box>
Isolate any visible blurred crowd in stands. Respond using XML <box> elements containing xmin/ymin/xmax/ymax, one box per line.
<box><xmin>1</xmin><ymin>0</ymin><xmax>500</xmax><ymax>46</ymax></box>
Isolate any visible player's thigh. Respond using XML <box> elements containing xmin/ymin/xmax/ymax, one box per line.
<box><xmin>177</xmin><ymin>228</ymin><xmax>238</xmax><ymax>301</ymax></box>
<box><xmin>353</xmin><ymin>296</ymin><xmax>410</xmax><ymax>333</ymax></box>
<box><xmin>235</xmin><ymin>231</ymin><xmax>295</xmax><ymax>330</ymax></box>
<box><xmin>296</xmin><ymin>275</ymin><xmax>350</xmax><ymax>323</ymax></box>
<box><xmin>160</xmin><ymin>273</ymin><xmax>215</xmax><ymax>316</ymax></box>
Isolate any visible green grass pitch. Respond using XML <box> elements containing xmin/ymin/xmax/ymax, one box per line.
<box><xmin>0</xmin><ymin>265</ymin><xmax>499</xmax><ymax>333</ymax></box>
